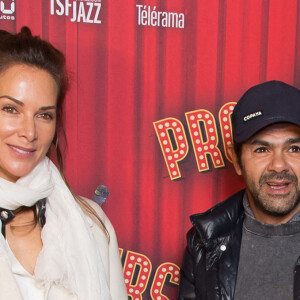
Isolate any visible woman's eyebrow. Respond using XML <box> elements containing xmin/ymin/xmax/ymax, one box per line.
<box><xmin>40</xmin><ymin>106</ymin><xmax>56</xmax><ymax>110</ymax></box>
<box><xmin>0</xmin><ymin>95</ymin><xmax>24</xmax><ymax>106</ymax></box>
<box><xmin>0</xmin><ymin>96</ymin><xmax>56</xmax><ymax>111</ymax></box>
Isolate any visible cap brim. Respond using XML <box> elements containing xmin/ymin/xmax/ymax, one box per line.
<box><xmin>234</xmin><ymin>117</ymin><xmax>300</xmax><ymax>143</ymax></box>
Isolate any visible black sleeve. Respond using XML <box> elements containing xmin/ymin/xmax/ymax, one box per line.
<box><xmin>178</xmin><ymin>227</ymin><xmax>203</xmax><ymax>300</ymax></box>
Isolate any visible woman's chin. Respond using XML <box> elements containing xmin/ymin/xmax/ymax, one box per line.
<box><xmin>0</xmin><ymin>166</ymin><xmax>37</xmax><ymax>182</ymax></box>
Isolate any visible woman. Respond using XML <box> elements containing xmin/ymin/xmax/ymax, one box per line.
<box><xmin>0</xmin><ymin>27</ymin><xmax>128</xmax><ymax>299</ymax></box>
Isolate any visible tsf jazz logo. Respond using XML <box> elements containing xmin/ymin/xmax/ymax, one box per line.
<box><xmin>0</xmin><ymin>0</ymin><xmax>15</xmax><ymax>20</ymax></box>
<box><xmin>50</xmin><ymin>0</ymin><xmax>102</xmax><ymax>24</ymax></box>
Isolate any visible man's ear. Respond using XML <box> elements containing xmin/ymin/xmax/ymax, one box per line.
<box><xmin>228</xmin><ymin>144</ymin><xmax>243</xmax><ymax>176</ymax></box>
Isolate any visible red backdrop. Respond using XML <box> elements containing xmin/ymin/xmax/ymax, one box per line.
<box><xmin>1</xmin><ymin>0</ymin><xmax>300</xmax><ymax>299</ymax></box>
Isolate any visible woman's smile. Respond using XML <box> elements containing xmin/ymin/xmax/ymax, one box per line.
<box><xmin>8</xmin><ymin>144</ymin><xmax>37</xmax><ymax>157</ymax></box>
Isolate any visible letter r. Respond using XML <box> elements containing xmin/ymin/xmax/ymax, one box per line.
<box><xmin>185</xmin><ymin>109</ymin><xmax>224</xmax><ymax>171</ymax></box>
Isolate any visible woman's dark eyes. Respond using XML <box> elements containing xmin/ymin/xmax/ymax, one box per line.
<box><xmin>2</xmin><ymin>106</ymin><xmax>17</xmax><ymax>114</ymax></box>
<box><xmin>38</xmin><ymin>112</ymin><xmax>54</xmax><ymax>120</ymax></box>
<box><xmin>2</xmin><ymin>106</ymin><xmax>54</xmax><ymax>120</ymax></box>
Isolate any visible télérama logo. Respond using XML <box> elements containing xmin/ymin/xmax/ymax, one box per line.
<box><xmin>0</xmin><ymin>0</ymin><xmax>15</xmax><ymax>20</ymax></box>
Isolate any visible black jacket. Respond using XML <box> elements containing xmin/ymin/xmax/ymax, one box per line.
<box><xmin>178</xmin><ymin>189</ymin><xmax>300</xmax><ymax>300</ymax></box>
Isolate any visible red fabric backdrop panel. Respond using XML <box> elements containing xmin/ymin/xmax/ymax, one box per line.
<box><xmin>1</xmin><ymin>0</ymin><xmax>300</xmax><ymax>298</ymax></box>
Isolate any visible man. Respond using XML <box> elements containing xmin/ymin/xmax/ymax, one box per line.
<box><xmin>178</xmin><ymin>81</ymin><xmax>300</xmax><ymax>300</ymax></box>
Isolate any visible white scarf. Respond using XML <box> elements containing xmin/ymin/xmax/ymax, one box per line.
<box><xmin>0</xmin><ymin>157</ymin><xmax>111</xmax><ymax>299</ymax></box>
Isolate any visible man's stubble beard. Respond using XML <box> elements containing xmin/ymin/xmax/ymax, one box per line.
<box><xmin>246</xmin><ymin>171</ymin><xmax>300</xmax><ymax>217</ymax></box>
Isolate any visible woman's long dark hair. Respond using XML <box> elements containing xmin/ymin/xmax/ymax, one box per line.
<box><xmin>0</xmin><ymin>27</ymin><xmax>109</xmax><ymax>239</ymax></box>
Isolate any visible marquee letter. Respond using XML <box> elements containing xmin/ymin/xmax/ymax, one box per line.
<box><xmin>218</xmin><ymin>102</ymin><xmax>236</xmax><ymax>162</ymax></box>
<box><xmin>123</xmin><ymin>251</ymin><xmax>152</xmax><ymax>299</ymax></box>
<box><xmin>119</xmin><ymin>248</ymin><xmax>124</xmax><ymax>259</ymax></box>
<box><xmin>153</xmin><ymin>118</ymin><xmax>189</xmax><ymax>180</ymax></box>
<box><xmin>150</xmin><ymin>263</ymin><xmax>180</xmax><ymax>300</ymax></box>
<box><xmin>185</xmin><ymin>109</ymin><xmax>224</xmax><ymax>171</ymax></box>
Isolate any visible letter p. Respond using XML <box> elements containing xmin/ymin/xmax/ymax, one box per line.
<box><xmin>153</xmin><ymin>118</ymin><xmax>189</xmax><ymax>180</ymax></box>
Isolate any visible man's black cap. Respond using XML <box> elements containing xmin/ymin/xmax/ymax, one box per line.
<box><xmin>231</xmin><ymin>80</ymin><xmax>300</xmax><ymax>143</ymax></box>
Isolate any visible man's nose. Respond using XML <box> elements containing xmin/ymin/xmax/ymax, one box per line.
<box><xmin>268</xmin><ymin>151</ymin><xmax>289</xmax><ymax>173</ymax></box>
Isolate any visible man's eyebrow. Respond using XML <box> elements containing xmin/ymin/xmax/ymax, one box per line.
<box><xmin>0</xmin><ymin>95</ymin><xmax>24</xmax><ymax>106</ymax></box>
<box><xmin>249</xmin><ymin>138</ymin><xmax>300</xmax><ymax>146</ymax></box>
<box><xmin>249</xmin><ymin>139</ymin><xmax>270</xmax><ymax>146</ymax></box>
<box><xmin>287</xmin><ymin>138</ymin><xmax>300</xmax><ymax>144</ymax></box>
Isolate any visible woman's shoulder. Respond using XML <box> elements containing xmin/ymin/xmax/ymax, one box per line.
<box><xmin>81</xmin><ymin>197</ymin><xmax>107</xmax><ymax>217</ymax></box>
<box><xmin>79</xmin><ymin>197</ymin><xmax>114</xmax><ymax>232</ymax></box>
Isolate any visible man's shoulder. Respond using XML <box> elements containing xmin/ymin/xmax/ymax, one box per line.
<box><xmin>190</xmin><ymin>189</ymin><xmax>245</xmax><ymax>241</ymax></box>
